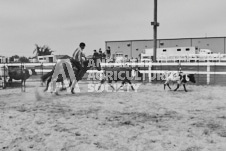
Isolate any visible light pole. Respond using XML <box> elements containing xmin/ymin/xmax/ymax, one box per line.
<box><xmin>151</xmin><ymin>0</ymin><xmax>159</xmax><ymax>62</ymax></box>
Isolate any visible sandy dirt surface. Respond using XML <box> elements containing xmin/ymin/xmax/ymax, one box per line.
<box><xmin>0</xmin><ymin>81</ymin><xmax>226</xmax><ymax>151</ymax></box>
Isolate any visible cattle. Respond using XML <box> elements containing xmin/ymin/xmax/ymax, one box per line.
<box><xmin>164</xmin><ymin>71</ymin><xmax>196</xmax><ymax>92</ymax></box>
<box><xmin>8</xmin><ymin>67</ymin><xmax>36</xmax><ymax>85</ymax></box>
<box><xmin>98</xmin><ymin>67</ymin><xmax>143</xmax><ymax>91</ymax></box>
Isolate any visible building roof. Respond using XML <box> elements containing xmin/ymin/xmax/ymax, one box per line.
<box><xmin>105</xmin><ymin>36</ymin><xmax>226</xmax><ymax>43</ymax></box>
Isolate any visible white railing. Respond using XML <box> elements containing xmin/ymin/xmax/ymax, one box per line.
<box><xmin>156</xmin><ymin>54</ymin><xmax>226</xmax><ymax>63</ymax></box>
<box><xmin>98</xmin><ymin>62</ymin><xmax>226</xmax><ymax>84</ymax></box>
<box><xmin>100</xmin><ymin>62</ymin><xmax>152</xmax><ymax>67</ymax></box>
<box><xmin>1</xmin><ymin>62</ymin><xmax>226</xmax><ymax>85</ymax></box>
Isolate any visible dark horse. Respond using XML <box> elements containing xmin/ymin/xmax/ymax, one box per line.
<box><xmin>41</xmin><ymin>58</ymin><xmax>101</xmax><ymax>94</ymax></box>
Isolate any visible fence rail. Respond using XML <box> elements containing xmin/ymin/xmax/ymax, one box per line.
<box><xmin>100</xmin><ymin>62</ymin><xmax>226</xmax><ymax>85</ymax></box>
<box><xmin>156</xmin><ymin>54</ymin><xmax>226</xmax><ymax>63</ymax></box>
<box><xmin>1</xmin><ymin>62</ymin><xmax>226</xmax><ymax>85</ymax></box>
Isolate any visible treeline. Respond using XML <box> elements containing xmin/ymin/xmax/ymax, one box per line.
<box><xmin>9</xmin><ymin>55</ymin><xmax>30</xmax><ymax>63</ymax></box>
<box><xmin>8</xmin><ymin>44</ymin><xmax>54</xmax><ymax>63</ymax></box>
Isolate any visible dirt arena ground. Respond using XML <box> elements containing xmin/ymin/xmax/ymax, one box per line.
<box><xmin>0</xmin><ymin>81</ymin><xmax>226</xmax><ymax>151</ymax></box>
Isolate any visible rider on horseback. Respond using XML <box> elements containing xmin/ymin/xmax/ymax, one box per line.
<box><xmin>41</xmin><ymin>42</ymin><xmax>86</xmax><ymax>84</ymax></box>
<box><xmin>70</xmin><ymin>42</ymin><xmax>86</xmax><ymax>80</ymax></box>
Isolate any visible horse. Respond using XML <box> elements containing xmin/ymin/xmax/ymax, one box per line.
<box><xmin>41</xmin><ymin>58</ymin><xmax>101</xmax><ymax>94</ymax></box>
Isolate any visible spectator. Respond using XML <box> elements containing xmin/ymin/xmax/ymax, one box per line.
<box><xmin>99</xmin><ymin>48</ymin><xmax>103</xmax><ymax>59</ymax></box>
<box><xmin>106</xmin><ymin>46</ymin><xmax>111</xmax><ymax>58</ymax></box>
<box><xmin>102</xmin><ymin>52</ymin><xmax>106</xmax><ymax>59</ymax></box>
<box><xmin>124</xmin><ymin>55</ymin><xmax>129</xmax><ymax>62</ymax></box>
<box><xmin>135</xmin><ymin>58</ymin><xmax>138</xmax><ymax>62</ymax></box>
<box><xmin>93</xmin><ymin>50</ymin><xmax>99</xmax><ymax>59</ymax></box>
<box><xmin>138</xmin><ymin>53</ymin><xmax>141</xmax><ymax>60</ymax></box>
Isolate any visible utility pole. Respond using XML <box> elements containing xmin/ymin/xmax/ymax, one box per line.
<box><xmin>151</xmin><ymin>0</ymin><xmax>159</xmax><ymax>62</ymax></box>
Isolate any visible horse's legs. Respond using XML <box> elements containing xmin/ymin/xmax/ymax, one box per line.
<box><xmin>70</xmin><ymin>79</ymin><xmax>78</xmax><ymax>94</ymax></box>
<box><xmin>116</xmin><ymin>80</ymin><xmax>126</xmax><ymax>91</ymax></box>
<box><xmin>127</xmin><ymin>80</ymin><xmax>135</xmax><ymax>91</ymax></box>
<box><xmin>21</xmin><ymin>79</ymin><xmax>23</xmax><ymax>91</ymax></box>
<box><xmin>69</xmin><ymin>80</ymin><xmax>72</xmax><ymax>87</ymax></box>
<box><xmin>98</xmin><ymin>79</ymin><xmax>106</xmax><ymax>90</ymax></box>
<box><xmin>174</xmin><ymin>84</ymin><xmax>180</xmax><ymax>91</ymax></box>
<box><xmin>60</xmin><ymin>80</ymin><xmax>67</xmax><ymax>91</ymax></box>
<box><xmin>167</xmin><ymin>83</ymin><xmax>171</xmax><ymax>90</ymax></box>
<box><xmin>50</xmin><ymin>75</ymin><xmax>60</xmax><ymax>95</ymax></box>
<box><xmin>62</xmin><ymin>80</ymin><xmax>64</xmax><ymax>88</ymax></box>
<box><xmin>20</xmin><ymin>79</ymin><xmax>26</xmax><ymax>92</ymax></box>
<box><xmin>164</xmin><ymin>81</ymin><xmax>171</xmax><ymax>90</ymax></box>
<box><xmin>8</xmin><ymin>78</ymin><xmax>12</xmax><ymax>86</ymax></box>
<box><xmin>108</xmin><ymin>81</ymin><xmax>115</xmax><ymax>90</ymax></box>
<box><xmin>164</xmin><ymin>82</ymin><xmax>166</xmax><ymax>90</ymax></box>
<box><xmin>52</xmin><ymin>80</ymin><xmax>59</xmax><ymax>95</ymax></box>
<box><xmin>44</xmin><ymin>78</ymin><xmax>51</xmax><ymax>92</ymax></box>
<box><xmin>23</xmin><ymin>79</ymin><xmax>26</xmax><ymax>92</ymax></box>
<box><xmin>64</xmin><ymin>63</ymin><xmax>78</xmax><ymax>94</ymax></box>
<box><xmin>183</xmin><ymin>84</ymin><xmax>187</xmax><ymax>92</ymax></box>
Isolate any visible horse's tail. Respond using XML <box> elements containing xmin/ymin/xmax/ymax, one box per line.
<box><xmin>41</xmin><ymin>70</ymin><xmax>53</xmax><ymax>82</ymax></box>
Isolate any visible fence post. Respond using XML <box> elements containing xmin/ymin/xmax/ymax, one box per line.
<box><xmin>207</xmin><ymin>63</ymin><xmax>210</xmax><ymax>85</ymax></box>
<box><xmin>141</xmin><ymin>62</ymin><xmax>145</xmax><ymax>83</ymax></box>
<box><xmin>148</xmin><ymin>62</ymin><xmax>152</xmax><ymax>82</ymax></box>
<box><xmin>24</xmin><ymin>63</ymin><xmax>26</xmax><ymax>92</ymax></box>
<box><xmin>41</xmin><ymin>62</ymin><xmax>43</xmax><ymax>77</ymax></box>
<box><xmin>3</xmin><ymin>63</ymin><xmax>6</xmax><ymax>89</ymax></box>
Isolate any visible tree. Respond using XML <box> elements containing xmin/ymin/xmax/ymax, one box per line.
<box><xmin>43</xmin><ymin>45</ymin><xmax>53</xmax><ymax>55</ymax></box>
<box><xmin>33</xmin><ymin>44</ymin><xmax>54</xmax><ymax>56</ymax></box>
<box><xmin>19</xmin><ymin>56</ymin><xmax>30</xmax><ymax>63</ymax></box>
<box><xmin>9</xmin><ymin>55</ymin><xmax>19</xmax><ymax>62</ymax></box>
<box><xmin>33</xmin><ymin>44</ymin><xmax>42</xmax><ymax>56</ymax></box>
<box><xmin>9</xmin><ymin>55</ymin><xmax>30</xmax><ymax>63</ymax></box>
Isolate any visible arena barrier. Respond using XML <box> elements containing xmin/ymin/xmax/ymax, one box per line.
<box><xmin>99</xmin><ymin>62</ymin><xmax>226</xmax><ymax>85</ymax></box>
<box><xmin>1</xmin><ymin>62</ymin><xmax>226</xmax><ymax>85</ymax></box>
<box><xmin>156</xmin><ymin>54</ymin><xmax>226</xmax><ymax>63</ymax></box>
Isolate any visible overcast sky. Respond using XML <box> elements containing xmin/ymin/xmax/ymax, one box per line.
<box><xmin>1</xmin><ymin>0</ymin><xmax>226</xmax><ymax>57</ymax></box>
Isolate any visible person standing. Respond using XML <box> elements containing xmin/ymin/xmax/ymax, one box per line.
<box><xmin>102</xmin><ymin>52</ymin><xmax>106</xmax><ymax>59</ymax></box>
<box><xmin>93</xmin><ymin>50</ymin><xmax>99</xmax><ymax>59</ymax></box>
<box><xmin>98</xmin><ymin>48</ymin><xmax>103</xmax><ymax>60</ymax></box>
<box><xmin>124</xmin><ymin>55</ymin><xmax>129</xmax><ymax>63</ymax></box>
<box><xmin>106</xmin><ymin>46</ymin><xmax>111</xmax><ymax>59</ymax></box>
